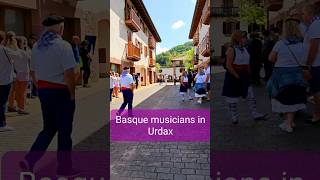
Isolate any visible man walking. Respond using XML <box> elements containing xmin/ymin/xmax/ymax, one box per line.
<box><xmin>302</xmin><ymin>5</ymin><xmax>320</xmax><ymax>124</ymax></box>
<box><xmin>21</xmin><ymin>15</ymin><xmax>78</xmax><ymax>177</ymax></box>
<box><xmin>117</xmin><ymin>67</ymin><xmax>134</xmax><ymax>116</ymax></box>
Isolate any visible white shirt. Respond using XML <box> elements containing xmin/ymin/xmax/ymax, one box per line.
<box><xmin>233</xmin><ymin>47</ymin><xmax>250</xmax><ymax>65</ymax></box>
<box><xmin>205</xmin><ymin>67</ymin><xmax>210</xmax><ymax>83</ymax></box>
<box><xmin>0</xmin><ymin>45</ymin><xmax>16</xmax><ymax>85</ymax></box>
<box><xmin>110</xmin><ymin>76</ymin><xmax>114</xmax><ymax>89</ymax></box>
<box><xmin>30</xmin><ymin>37</ymin><xmax>77</xmax><ymax>84</ymax></box>
<box><xmin>182</xmin><ymin>76</ymin><xmax>188</xmax><ymax>83</ymax></box>
<box><xmin>120</xmin><ymin>73</ymin><xmax>134</xmax><ymax>88</ymax></box>
<box><xmin>272</xmin><ymin>40</ymin><xmax>305</xmax><ymax>67</ymax></box>
<box><xmin>195</xmin><ymin>73</ymin><xmax>206</xmax><ymax>83</ymax></box>
<box><xmin>303</xmin><ymin>19</ymin><xmax>320</xmax><ymax>67</ymax></box>
<box><xmin>15</xmin><ymin>49</ymin><xmax>30</xmax><ymax>81</ymax></box>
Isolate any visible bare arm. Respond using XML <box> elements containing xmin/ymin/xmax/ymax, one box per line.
<box><xmin>129</xmin><ymin>83</ymin><xmax>135</xmax><ymax>91</ymax></box>
<box><xmin>306</xmin><ymin>38</ymin><xmax>320</xmax><ymax>66</ymax></box>
<box><xmin>226</xmin><ymin>47</ymin><xmax>239</xmax><ymax>79</ymax></box>
<box><xmin>64</xmin><ymin>68</ymin><xmax>76</xmax><ymax>100</ymax></box>
<box><xmin>268</xmin><ymin>51</ymin><xmax>278</xmax><ymax>63</ymax></box>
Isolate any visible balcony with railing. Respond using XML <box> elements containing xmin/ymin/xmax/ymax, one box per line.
<box><xmin>193</xmin><ymin>28</ymin><xmax>200</xmax><ymax>46</ymax></box>
<box><xmin>149</xmin><ymin>57</ymin><xmax>156</xmax><ymax>67</ymax></box>
<box><xmin>149</xmin><ymin>50</ymin><xmax>155</xmax><ymax>67</ymax></box>
<box><xmin>202</xmin><ymin>0</ymin><xmax>210</xmax><ymax>25</ymax></box>
<box><xmin>199</xmin><ymin>32</ymin><xmax>210</xmax><ymax>57</ymax></box>
<box><xmin>149</xmin><ymin>35</ymin><xmax>156</xmax><ymax>49</ymax></box>
<box><xmin>265</xmin><ymin>0</ymin><xmax>283</xmax><ymax>11</ymax></box>
<box><xmin>127</xmin><ymin>41</ymin><xmax>141</xmax><ymax>61</ymax></box>
<box><xmin>125</xmin><ymin>8</ymin><xmax>141</xmax><ymax>32</ymax></box>
<box><xmin>211</xmin><ymin>7</ymin><xmax>240</xmax><ymax>17</ymax></box>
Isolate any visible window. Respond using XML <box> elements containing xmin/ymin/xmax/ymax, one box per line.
<box><xmin>223</xmin><ymin>0</ymin><xmax>233</xmax><ymax>7</ymax></box>
<box><xmin>223</xmin><ymin>21</ymin><xmax>240</xmax><ymax>35</ymax></box>
<box><xmin>138</xmin><ymin>42</ymin><xmax>142</xmax><ymax>54</ymax></box>
<box><xmin>3</xmin><ymin>9</ymin><xmax>25</xmax><ymax>36</ymax></box>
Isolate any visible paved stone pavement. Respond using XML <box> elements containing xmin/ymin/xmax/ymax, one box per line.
<box><xmin>110</xmin><ymin>85</ymin><xmax>210</xmax><ymax>180</ymax></box>
<box><xmin>212</xmin><ymin>69</ymin><xmax>320</xmax><ymax>151</ymax></box>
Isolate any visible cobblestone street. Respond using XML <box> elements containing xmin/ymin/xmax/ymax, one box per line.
<box><xmin>212</xmin><ymin>70</ymin><xmax>320</xmax><ymax>151</ymax></box>
<box><xmin>110</xmin><ymin>85</ymin><xmax>210</xmax><ymax>180</ymax></box>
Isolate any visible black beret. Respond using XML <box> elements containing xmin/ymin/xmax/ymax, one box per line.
<box><xmin>42</xmin><ymin>15</ymin><xmax>64</xmax><ymax>27</ymax></box>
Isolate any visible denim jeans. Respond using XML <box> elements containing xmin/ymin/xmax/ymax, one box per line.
<box><xmin>0</xmin><ymin>83</ymin><xmax>12</xmax><ymax>127</ymax></box>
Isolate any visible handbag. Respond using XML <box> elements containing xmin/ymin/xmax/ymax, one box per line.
<box><xmin>284</xmin><ymin>40</ymin><xmax>311</xmax><ymax>81</ymax></box>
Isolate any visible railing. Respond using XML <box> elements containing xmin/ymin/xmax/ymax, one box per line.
<box><xmin>265</xmin><ymin>0</ymin><xmax>283</xmax><ymax>11</ymax></box>
<box><xmin>202</xmin><ymin>0</ymin><xmax>210</xmax><ymax>25</ymax></box>
<box><xmin>149</xmin><ymin>36</ymin><xmax>156</xmax><ymax>49</ymax></box>
<box><xmin>211</xmin><ymin>7</ymin><xmax>240</xmax><ymax>17</ymax></box>
<box><xmin>149</xmin><ymin>57</ymin><xmax>156</xmax><ymax>67</ymax></box>
<box><xmin>127</xmin><ymin>41</ymin><xmax>141</xmax><ymax>61</ymax></box>
<box><xmin>199</xmin><ymin>31</ymin><xmax>210</xmax><ymax>57</ymax></box>
<box><xmin>125</xmin><ymin>8</ymin><xmax>141</xmax><ymax>31</ymax></box>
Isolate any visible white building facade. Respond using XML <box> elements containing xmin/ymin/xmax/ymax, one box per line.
<box><xmin>189</xmin><ymin>0</ymin><xmax>211</xmax><ymax>68</ymax></box>
<box><xmin>110</xmin><ymin>0</ymin><xmax>161</xmax><ymax>86</ymax></box>
<box><xmin>211</xmin><ymin>0</ymin><xmax>248</xmax><ymax>63</ymax></box>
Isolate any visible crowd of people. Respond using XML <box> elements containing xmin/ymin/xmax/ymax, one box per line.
<box><xmin>0</xmin><ymin>15</ymin><xmax>87</xmax><ymax>176</ymax></box>
<box><xmin>222</xmin><ymin>4</ymin><xmax>320</xmax><ymax>133</ymax></box>
<box><xmin>0</xmin><ymin>20</ymin><xmax>93</xmax><ymax>133</ymax></box>
<box><xmin>179</xmin><ymin>61</ymin><xmax>211</xmax><ymax>104</ymax></box>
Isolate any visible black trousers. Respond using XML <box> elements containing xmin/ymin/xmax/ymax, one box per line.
<box><xmin>0</xmin><ymin>84</ymin><xmax>11</xmax><ymax>127</ymax></box>
<box><xmin>83</xmin><ymin>67</ymin><xmax>91</xmax><ymax>85</ymax></box>
<box><xmin>118</xmin><ymin>89</ymin><xmax>133</xmax><ymax>114</ymax></box>
<box><xmin>25</xmin><ymin>88</ymin><xmax>75</xmax><ymax>171</ymax></box>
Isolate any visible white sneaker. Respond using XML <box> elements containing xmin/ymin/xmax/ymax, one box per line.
<box><xmin>197</xmin><ymin>98</ymin><xmax>202</xmax><ymax>104</ymax></box>
<box><xmin>188</xmin><ymin>96</ymin><xmax>193</xmax><ymax>100</ymax></box>
<box><xmin>0</xmin><ymin>126</ymin><xmax>14</xmax><ymax>132</ymax></box>
<box><xmin>279</xmin><ymin>123</ymin><xmax>293</xmax><ymax>133</ymax></box>
<box><xmin>182</xmin><ymin>97</ymin><xmax>185</xmax><ymax>102</ymax></box>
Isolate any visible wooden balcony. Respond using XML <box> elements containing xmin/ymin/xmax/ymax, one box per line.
<box><xmin>265</xmin><ymin>0</ymin><xmax>283</xmax><ymax>11</ymax></box>
<box><xmin>127</xmin><ymin>41</ymin><xmax>141</xmax><ymax>61</ymax></box>
<box><xmin>149</xmin><ymin>57</ymin><xmax>156</xmax><ymax>67</ymax></box>
<box><xmin>199</xmin><ymin>32</ymin><xmax>210</xmax><ymax>57</ymax></box>
<box><xmin>193</xmin><ymin>28</ymin><xmax>199</xmax><ymax>46</ymax></box>
<box><xmin>202</xmin><ymin>0</ymin><xmax>210</xmax><ymax>25</ymax></box>
<box><xmin>125</xmin><ymin>8</ymin><xmax>141</xmax><ymax>32</ymax></box>
<box><xmin>211</xmin><ymin>7</ymin><xmax>240</xmax><ymax>17</ymax></box>
<box><xmin>149</xmin><ymin>36</ymin><xmax>156</xmax><ymax>49</ymax></box>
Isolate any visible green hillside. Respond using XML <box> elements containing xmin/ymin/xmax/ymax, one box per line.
<box><xmin>156</xmin><ymin>41</ymin><xmax>194</xmax><ymax>69</ymax></box>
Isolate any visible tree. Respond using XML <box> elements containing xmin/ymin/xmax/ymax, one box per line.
<box><xmin>239</xmin><ymin>0</ymin><xmax>266</xmax><ymax>32</ymax></box>
<box><xmin>183</xmin><ymin>48</ymin><xmax>195</xmax><ymax>70</ymax></box>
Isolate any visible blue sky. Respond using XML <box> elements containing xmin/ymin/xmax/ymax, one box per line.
<box><xmin>143</xmin><ymin>0</ymin><xmax>196</xmax><ymax>54</ymax></box>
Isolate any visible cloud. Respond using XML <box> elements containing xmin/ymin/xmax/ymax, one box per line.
<box><xmin>171</xmin><ymin>20</ymin><xmax>185</xmax><ymax>30</ymax></box>
<box><xmin>157</xmin><ymin>45</ymin><xmax>169</xmax><ymax>54</ymax></box>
